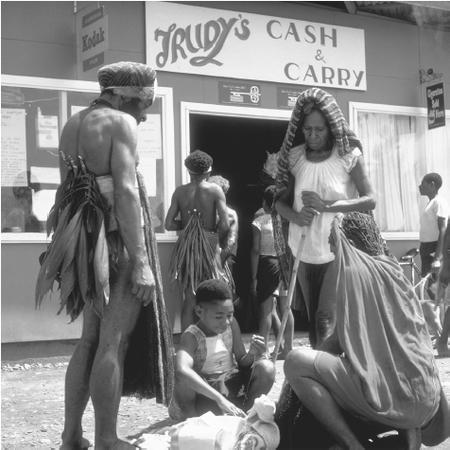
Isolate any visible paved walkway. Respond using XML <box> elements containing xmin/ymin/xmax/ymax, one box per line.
<box><xmin>2</xmin><ymin>333</ymin><xmax>449</xmax><ymax>449</ymax></box>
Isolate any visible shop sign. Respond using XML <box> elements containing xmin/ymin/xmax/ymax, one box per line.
<box><xmin>219</xmin><ymin>81</ymin><xmax>262</xmax><ymax>106</ymax></box>
<box><xmin>427</xmin><ymin>82</ymin><xmax>445</xmax><ymax>130</ymax></box>
<box><xmin>277</xmin><ymin>87</ymin><xmax>303</xmax><ymax>109</ymax></box>
<box><xmin>76</xmin><ymin>6</ymin><xmax>109</xmax><ymax>77</ymax></box>
<box><xmin>146</xmin><ymin>2</ymin><xmax>366</xmax><ymax>90</ymax></box>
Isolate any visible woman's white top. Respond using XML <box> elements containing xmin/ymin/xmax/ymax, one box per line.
<box><xmin>288</xmin><ymin>144</ymin><xmax>361</xmax><ymax>264</ymax></box>
<box><xmin>252</xmin><ymin>213</ymin><xmax>277</xmax><ymax>257</ymax></box>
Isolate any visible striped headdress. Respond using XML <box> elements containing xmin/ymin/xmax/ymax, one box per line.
<box><xmin>275</xmin><ymin>87</ymin><xmax>362</xmax><ymax>192</ymax></box>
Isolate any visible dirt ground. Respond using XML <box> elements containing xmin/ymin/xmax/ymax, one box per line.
<box><xmin>2</xmin><ymin>333</ymin><xmax>450</xmax><ymax>449</ymax></box>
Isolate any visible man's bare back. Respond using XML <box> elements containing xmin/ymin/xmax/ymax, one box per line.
<box><xmin>173</xmin><ymin>181</ymin><xmax>225</xmax><ymax>232</ymax></box>
<box><xmin>58</xmin><ymin>104</ymin><xmax>139</xmax><ymax>180</ymax></box>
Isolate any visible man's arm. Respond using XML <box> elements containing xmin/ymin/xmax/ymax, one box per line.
<box><xmin>215</xmin><ymin>188</ymin><xmax>230</xmax><ymax>249</ymax></box>
<box><xmin>111</xmin><ymin>114</ymin><xmax>154</xmax><ymax>304</ymax></box>
<box><xmin>165</xmin><ymin>190</ymin><xmax>182</xmax><ymax>231</ymax></box>
<box><xmin>435</xmin><ymin>216</ymin><xmax>447</xmax><ymax>263</ymax></box>
<box><xmin>227</xmin><ymin>209</ymin><xmax>238</xmax><ymax>251</ymax></box>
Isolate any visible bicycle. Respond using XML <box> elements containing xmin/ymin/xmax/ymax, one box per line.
<box><xmin>399</xmin><ymin>248</ymin><xmax>442</xmax><ymax>340</ymax></box>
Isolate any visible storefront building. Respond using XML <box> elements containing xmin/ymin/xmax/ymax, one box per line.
<box><xmin>2</xmin><ymin>1</ymin><xmax>449</xmax><ymax>348</ymax></box>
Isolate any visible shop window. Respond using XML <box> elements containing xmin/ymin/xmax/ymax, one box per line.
<box><xmin>350</xmin><ymin>102</ymin><xmax>450</xmax><ymax>239</ymax></box>
<box><xmin>1</xmin><ymin>75</ymin><xmax>175</xmax><ymax>242</ymax></box>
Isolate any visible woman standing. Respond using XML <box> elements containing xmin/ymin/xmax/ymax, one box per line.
<box><xmin>274</xmin><ymin>87</ymin><xmax>375</xmax><ymax>347</ymax></box>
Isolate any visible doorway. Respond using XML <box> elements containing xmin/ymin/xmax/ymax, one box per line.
<box><xmin>189</xmin><ymin>113</ymin><xmax>289</xmax><ymax>330</ymax></box>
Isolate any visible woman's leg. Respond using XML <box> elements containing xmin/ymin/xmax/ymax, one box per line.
<box><xmin>284</xmin><ymin>348</ymin><xmax>364</xmax><ymax>450</ymax></box>
<box><xmin>259</xmin><ymin>295</ymin><xmax>276</xmax><ymax>351</ymax></box>
<box><xmin>298</xmin><ymin>263</ymin><xmax>331</xmax><ymax>348</ymax></box>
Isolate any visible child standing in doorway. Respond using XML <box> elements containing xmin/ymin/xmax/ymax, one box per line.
<box><xmin>250</xmin><ymin>185</ymin><xmax>294</xmax><ymax>358</ymax></box>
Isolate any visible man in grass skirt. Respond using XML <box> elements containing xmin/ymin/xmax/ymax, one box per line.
<box><xmin>36</xmin><ymin>61</ymin><xmax>174</xmax><ymax>450</ymax></box>
<box><xmin>165</xmin><ymin>150</ymin><xmax>230</xmax><ymax>331</ymax></box>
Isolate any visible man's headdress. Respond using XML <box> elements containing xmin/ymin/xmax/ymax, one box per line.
<box><xmin>97</xmin><ymin>61</ymin><xmax>157</xmax><ymax>106</ymax></box>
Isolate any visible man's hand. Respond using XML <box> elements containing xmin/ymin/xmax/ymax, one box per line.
<box><xmin>131</xmin><ymin>260</ymin><xmax>155</xmax><ymax>306</ymax></box>
<box><xmin>248</xmin><ymin>334</ymin><xmax>266</xmax><ymax>358</ymax></box>
<box><xmin>216</xmin><ymin>396</ymin><xmax>246</xmax><ymax>417</ymax></box>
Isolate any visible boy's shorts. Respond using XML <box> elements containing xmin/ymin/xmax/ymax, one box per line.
<box><xmin>169</xmin><ymin>366</ymin><xmax>253</xmax><ymax>420</ymax></box>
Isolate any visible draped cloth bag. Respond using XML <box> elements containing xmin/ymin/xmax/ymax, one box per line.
<box><xmin>326</xmin><ymin>215</ymin><xmax>440</xmax><ymax>428</ymax></box>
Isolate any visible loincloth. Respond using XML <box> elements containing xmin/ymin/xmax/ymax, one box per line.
<box><xmin>169</xmin><ymin>212</ymin><xmax>231</xmax><ymax>295</ymax></box>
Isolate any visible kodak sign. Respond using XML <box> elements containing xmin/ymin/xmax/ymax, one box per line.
<box><xmin>76</xmin><ymin>6</ymin><xmax>109</xmax><ymax>77</ymax></box>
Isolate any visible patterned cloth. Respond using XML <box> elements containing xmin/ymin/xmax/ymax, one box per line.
<box><xmin>185</xmin><ymin>324</ymin><xmax>236</xmax><ymax>376</ymax></box>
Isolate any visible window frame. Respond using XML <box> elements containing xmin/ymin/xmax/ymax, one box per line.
<box><xmin>1</xmin><ymin>74</ymin><xmax>176</xmax><ymax>243</ymax></box>
<box><xmin>349</xmin><ymin>101</ymin><xmax>450</xmax><ymax>241</ymax></box>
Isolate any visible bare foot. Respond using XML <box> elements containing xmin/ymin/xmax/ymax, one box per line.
<box><xmin>60</xmin><ymin>436</ymin><xmax>91</xmax><ymax>449</ymax></box>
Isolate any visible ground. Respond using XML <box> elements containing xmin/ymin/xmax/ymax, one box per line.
<box><xmin>2</xmin><ymin>333</ymin><xmax>450</xmax><ymax>449</ymax></box>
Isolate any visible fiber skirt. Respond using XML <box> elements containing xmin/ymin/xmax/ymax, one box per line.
<box><xmin>257</xmin><ymin>255</ymin><xmax>281</xmax><ymax>303</ymax></box>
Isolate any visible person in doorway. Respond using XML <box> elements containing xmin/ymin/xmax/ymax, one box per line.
<box><xmin>250</xmin><ymin>185</ymin><xmax>294</xmax><ymax>358</ymax></box>
<box><xmin>279</xmin><ymin>212</ymin><xmax>450</xmax><ymax>450</ymax></box>
<box><xmin>209</xmin><ymin>174</ymin><xmax>238</xmax><ymax>291</ymax></box>
<box><xmin>274</xmin><ymin>87</ymin><xmax>376</xmax><ymax>348</ymax></box>
<box><xmin>165</xmin><ymin>150</ymin><xmax>230</xmax><ymax>331</ymax></box>
<box><xmin>35</xmin><ymin>61</ymin><xmax>174</xmax><ymax>450</ymax></box>
<box><xmin>436</xmin><ymin>219</ymin><xmax>450</xmax><ymax>356</ymax></box>
<box><xmin>169</xmin><ymin>279</ymin><xmax>275</xmax><ymax>420</ymax></box>
<box><xmin>418</xmin><ymin>173</ymin><xmax>448</xmax><ymax>289</ymax></box>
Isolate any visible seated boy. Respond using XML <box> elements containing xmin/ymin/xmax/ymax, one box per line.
<box><xmin>170</xmin><ymin>279</ymin><xmax>276</xmax><ymax>420</ymax></box>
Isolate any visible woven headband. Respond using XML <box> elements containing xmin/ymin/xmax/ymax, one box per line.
<box><xmin>103</xmin><ymin>82</ymin><xmax>157</xmax><ymax>105</ymax></box>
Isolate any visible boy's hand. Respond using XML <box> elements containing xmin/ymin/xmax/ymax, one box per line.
<box><xmin>217</xmin><ymin>396</ymin><xmax>246</xmax><ymax>417</ymax></box>
<box><xmin>248</xmin><ymin>334</ymin><xmax>266</xmax><ymax>358</ymax></box>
